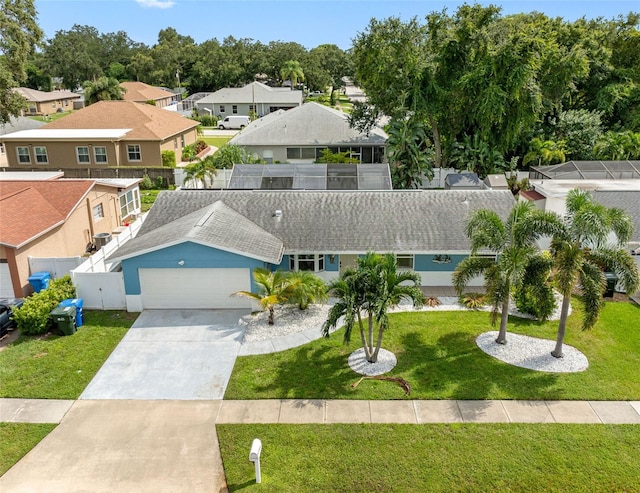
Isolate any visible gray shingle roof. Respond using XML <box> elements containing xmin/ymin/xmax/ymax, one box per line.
<box><xmin>109</xmin><ymin>200</ymin><xmax>284</xmax><ymax>263</ymax></box>
<box><xmin>116</xmin><ymin>190</ymin><xmax>515</xmax><ymax>260</ymax></box>
<box><xmin>591</xmin><ymin>191</ymin><xmax>640</xmax><ymax>243</ymax></box>
<box><xmin>0</xmin><ymin>116</ymin><xmax>46</xmax><ymax>136</ymax></box>
<box><xmin>229</xmin><ymin>102</ymin><xmax>388</xmax><ymax>147</ymax></box>
<box><xmin>197</xmin><ymin>82</ymin><xmax>302</xmax><ymax>105</ymax></box>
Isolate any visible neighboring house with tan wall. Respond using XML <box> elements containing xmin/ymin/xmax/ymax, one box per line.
<box><xmin>0</xmin><ymin>116</ymin><xmax>46</xmax><ymax>167</ymax></box>
<box><xmin>0</xmin><ymin>179</ymin><xmax>134</xmax><ymax>298</ymax></box>
<box><xmin>12</xmin><ymin>87</ymin><xmax>81</xmax><ymax>116</ymax></box>
<box><xmin>0</xmin><ymin>101</ymin><xmax>199</xmax><ymax>168</ymax></box>
<box><xmin>120</xmin><ymin>81</ymin><xmax>177</xmax><ymax>108</ymax></box>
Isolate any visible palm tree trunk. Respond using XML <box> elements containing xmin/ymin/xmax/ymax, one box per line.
<box><xmin>428</xmin><ymin>114</ymin><xmax>442</xmax><ymax>168</ymax></box>
<box><xmin>268</xmin><ymin>306</ymin><xmax>274</xmax><ymax>325</ymax></box>
<box><xmin>368</xmin><ymin>315</ymin><xmax>374</xmax><ymax>354</ymax></box>
<box><xmin>495</xmin><ymin>298</ymin><xmax>510</xmax><ymax>344</ymax></box>
<box><xmin>357</xmin><ymin>312</ymin><xmax>372</xmax><ymax>361</ymax></box>
<box><xmin>370</xmin><ymin>327</ymin><xmax>385</xmax><ymax>363</ymax></box>
<box><xmin>551</xmin><ymin>295</ymin><xmax>571</xmax><ymax>358</ymax></box>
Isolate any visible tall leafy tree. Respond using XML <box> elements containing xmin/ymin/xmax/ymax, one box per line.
<box><xmin>83</xmin><ymin>76</ymin><xmax>125</xmax><ymax>105</ymax></box>
<box><xmin>549</xmin><ymin>189</ymin><xmax>639</xmax><ymax>357</ymax></box>
<box><xmin>0</xmin><ymin>0</ymin><xmax>43</xmax><ymax>123</ymax></box>
<box><xmin>232</xmin><ymin>268</ymin><xmax>292</xmax><ymax>325</ymax></box>
<box><xmin>280</xmin><ymin>60</ymin><xmax>304</xmax><ymax>90</ymax></box>
<box><xmin>453</xmin><ymin>201</ymin><xmax>563</xmax><ymax>345</ymax></box>
<box><xmin>323</xmin><ymin>253</ymin><xmax>423</xmax><ymax>364</ymax></box>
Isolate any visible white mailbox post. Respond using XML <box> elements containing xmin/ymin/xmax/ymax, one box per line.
<box><xmin>249</xmin><ymin>438</ymin><xmax>262</xmax><ymax>483</ymax></box>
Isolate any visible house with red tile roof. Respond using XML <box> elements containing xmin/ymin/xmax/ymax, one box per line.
<box><xmin>0</xmin><ymin>100</ymin><xmax>199</xmax><ymax>168</ymax></box>
<box><xmin>0</xmin><ymin>180</ymin><xmax>127</xmax><ymax>297</ymax></box>
<box><xmin>120</xmin><ymin>81</ymin><xmax>177</xmax><ymax>108</ymax></box>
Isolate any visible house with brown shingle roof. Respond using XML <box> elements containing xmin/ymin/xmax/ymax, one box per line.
<box><xmin>120</xmin><ymin>81</ymin><xmax>176</xmax><ymax>108</ymax></box>
<box><xmin>0</xmin><ymin>180</ymin><xmax>126</xmax><ymax>297</ymax></box>
<box><xmin>12</xmin><ymin>87</ymin><xmax>82</xmax><ymax>116</ymax></box>
<box><xmin>0</xmin><ymin>100</ymin><xmax>199</xmax><ymax>168</ymax></box>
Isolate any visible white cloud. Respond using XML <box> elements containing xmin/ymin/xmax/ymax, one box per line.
<box><xmin>135</xmin><ymin>0</ymin><xmax>175</xmax><ymax>9</ymax></box>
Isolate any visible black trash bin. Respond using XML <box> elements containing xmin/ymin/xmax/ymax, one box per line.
<box><xmin>603</xmin><ymin>272</ymin><xmax>618</xmax><ymax>297</ymax></box>
<box><xmin>50</xmin><ymin>305</ymin><xmax>77</xmax><ymax>335</ymax></box>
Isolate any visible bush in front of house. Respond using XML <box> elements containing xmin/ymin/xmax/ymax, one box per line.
<box><xmin>161</xmin><ymin>150</ymin><xmax>176</xmax><ymax>168</ymax></box>
<box><xmin>13</xmin><ymin>276</ymin><xmax>77</xmax><ymax>335</ymax></box>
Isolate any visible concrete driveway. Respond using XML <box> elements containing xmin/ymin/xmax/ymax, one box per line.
<box><xmin>80</xmin><ymin>309</ymin><xmax>248</xmax><ymax>400</ymax></box>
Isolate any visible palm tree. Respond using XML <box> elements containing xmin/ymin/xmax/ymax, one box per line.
<box><xmin>286</xmin><ymin>271</ymin><xmax>328</xmax><ymax>310</ymax></box>
<box><xmin>523</xmin><ymin>137</ymin><xmax>566</xmax><ymax>167</ymax></box>
<box><xmin>386</xmin><ymin>116</ymin><xmax>434</xmax><ymax>189</ymax></box>
<box><xmin>453</xmin><ymin>201</ymin><xmax>563</xmax><ymax>344</ymax></box>
<box><xmin>323</xmin><ymin>252</ymin><xmax>423</xmax><ymax>364</ymax></box>
<box><xmin>83</xmin><ymin>76</ymin><xmax>125</xmax><ymax>105</ymax></box>
<box><xmin>549</xmin><ymin>189</ymin><xmax>639</xmax><ymax>357</ymax></box>
<box><xmin>280</xmin><ymin>60</ymin><xmax>304</xmax><ymax>90</ymax></box>
<box><xmin>232</xmin><ymin>268</ymin><xmax>291</xmax><ymax>325</ymax></box>
<box><xmin>183</xmin><ymin>156</ymin><xmax>217</xmax><ymax>189</ymax></box>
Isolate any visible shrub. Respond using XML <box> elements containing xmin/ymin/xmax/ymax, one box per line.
<box><xmin>285</xmin><ymin>271</ymin><xmax>328</xmax><ymax>310</ymax></box>
<box><xmin>424</xmin><ymin>296</ymin><xmax>441</xmax><ymax>307</ymax></box>
<box><xmin>161</xmin><ymin>150</ymin><xmax>176</xmax><ymax>168</ymax></box>
<box><xmin>459</xmin><ymin>292</ymin><xmax>486</xmax><ymax>309</ymax></box>
<box><xmin>199</xmin><ymin>114</ymin><xmax>217</xmax><ymax>127</ymax></box>
<box><xmin>181</xmin><ymin>144</ymin><xmax>197</xmax><ymax>162</ymax></box>
<box><xmin>139</xmin><ymin>173</ymin><xmax>155</xmax><ymax>190</ymax></box>
<box><xmin>514</xmin><ymin>284</ymin><xmax>557</xmax><ymax>321</ymax></box>
<box><xmin>13</xmin><ymin>276</ymin><xmax>76</xmax><ymax>335</ymax></box>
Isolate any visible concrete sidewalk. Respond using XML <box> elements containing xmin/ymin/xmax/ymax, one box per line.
<box><xmin>3</xmin><ymin>398</ymin><xmax>640</xmax><ymax>425</ymax></box>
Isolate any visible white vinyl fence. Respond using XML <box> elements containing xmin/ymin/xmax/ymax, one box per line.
<box><xmin>28</xmin><ymin>256</ymin><xmax>83</xmax><ymax>279</ymax></box>
<box><xmin>70</xmin><ymin>216</ymin><xmax>146</xmax><ymax>310</ymax></box>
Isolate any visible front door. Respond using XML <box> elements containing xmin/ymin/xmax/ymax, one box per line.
<box><xmin>339</xmin><ymin>254</ymin><xmax>358</xmax><ymax>274</ymax></box>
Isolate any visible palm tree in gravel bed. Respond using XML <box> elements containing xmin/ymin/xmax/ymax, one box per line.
<box><xmin>549</xmin><ymin>189</ymin><xmax>639</xmax><ymax>358</ymax></box>
<box><xmin>323</xmin><ymin>252</ymin><xmax>423</xmax><ymax>364</ymax></box>
<box><xmin>232</xmin><ymin>268</ymin><xmax>291</xmax><ymax>325</ymax></box>
<box><xmin>453</xmin><ymin>200</ymin><xmax>563</xmax><ymax>345</ymax></box>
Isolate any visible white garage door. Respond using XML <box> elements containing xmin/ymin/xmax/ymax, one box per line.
<box><xmin>0</xmin><ymin>263</ymin><xmax>14</xmax><ymax>298</ymax></box>
<box><xmin>139</xmin><ymin>268</ymin><xmax>252</xmax><ymax>309</ymax></box>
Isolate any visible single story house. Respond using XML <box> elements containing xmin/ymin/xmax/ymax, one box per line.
<box><xmin>228</xmin><ymin>102</ymin><xmax>388</xmax><ymax>164</ymax></box>
<box><xmin>12</xmin><ymin>87</ymin><xmax>81</xmax><ymax>116</ymax></box>
<box><xmin>107</xmin><ymin>189</ymin><xmax>516</xmax><ymax>311</ymax></box>
<box><xmin>1</xmin><ymin>116</ymin><xmax>46</xmax><ymax>167</ymax></box>
<box><xmin>195</xmin><ymin>82</ymin><xmax>302</xmax><ymax>118</ymax></box>
<box><xmin>120</xmin><ymin>81</ymin><xmax>177</xmax><ymax>108</ymax></box>
<box><xmin>0</xmin><ymin>179</ymin><xmax>140</xmax><ymax>297</ymax></box>
<box><xmin>0</xmin><ymin>101</ymin><xmax>199</xmax><ymax>168</ymax></box>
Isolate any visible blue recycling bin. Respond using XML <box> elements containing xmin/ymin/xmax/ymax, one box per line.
<box><xmin>28</xmin><ymin>271</ymin><xmax>51</xmax><ymax>293</ymax></box>
<box><xmin>59</xmin><ymin>298</ymin><xmax>84</xmax><ymax>327</ymax></box>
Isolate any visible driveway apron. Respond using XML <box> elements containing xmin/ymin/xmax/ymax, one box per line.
<box><xmin>80</xmin><ymin>309</ymin><xmax>248</xmax><ymax>400</ymax></box>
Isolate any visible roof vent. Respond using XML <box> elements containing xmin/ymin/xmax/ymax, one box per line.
<box><xmin>273</xmin><ymin>210</ymin><xmax>282</xmax><ymax>220</ymax></box>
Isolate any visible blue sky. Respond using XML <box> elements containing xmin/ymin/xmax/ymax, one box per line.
<box><xmin>35</xmin><ymin>0</ymin><xmax>639</xmax><ymax>49</ymax></box>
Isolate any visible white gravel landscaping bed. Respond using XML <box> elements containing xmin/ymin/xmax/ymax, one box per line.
<box><xmin>240</xmin><ymin>303</ymin><xmax>332</xmax><ymax>342</ymax></box>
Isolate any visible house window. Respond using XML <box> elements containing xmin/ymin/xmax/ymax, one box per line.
<box><xmin>76</xmin><ymin>146</ymin><xmax>90</xmax><ymax>164</ymax></box>
<box><xmin>286</xmin><ymin>148</ymin><xmax>301</xmax><ymax>160</ymax></box>
<box><xmin>219</xmin><ymin>105</ymin><xmax>225</xmax><ymax>113</ymax></box>
<box><xmin>289</xmin><ymin>254</ymin><xmax>325</xmax><ymax>272</ymax></box>
<box><xmin>92</xmin><ymin>203</ymin><xmax>104</xmax><ymax>221</ymax></box>
<box><xmin>64</xmin><ymin>100</ymin><xmax>69</xmax><ymax>107</ymax></box>
<box><xmin>51</xmin><ymin>102</ymin><xmax>55</xmax><ymax>108</ymax></box>
<box><xmin>174</xmin><ymin>138</ymin><xmax>178</xmax><ymax>149</ymax></box>
<box><xmin>34</xmin><ymin>146</ymin><xmax>48</xmax><ymax>164</ymax></box>
<box><xmin>301</xmin><ymin>148</ymin><xmax>316</xmax><ymax>159</ymax></box>
<box><xmin>16</xmin><ymin>146</ymin><xmax>31</xmax><ymax>164</ymax></box>
<box><xmin>94</xmin><ymin>146</ymin><xmax>107</xmax><ymax>164</ymax></box>
<box><xmin>181</xmin><ymin>135</ymin><xmax>185</xmax><ymax>147</ymax></box>
<box><xmin>232</xmin><ymin>105</ymin><xmax>238</xmax><ymax>114</ymax></box>
<box><xmin>119</xmin><ymin>188</ymin><xmax>140</xmax><ymax>218</ymax></box>
<box><xmin>127</xmin><ymin>144</ymin><xmax>142</xmax><ymax>161</ymax></box>
<box><xmin>396</xmin><ymin>254</ymin><xmax>414</xmax><ymax>270</ymax></box>
<box><xmin>249</xmin><ymin>104</ymin><xmax>255</xmax><ymax>112</ymax></box>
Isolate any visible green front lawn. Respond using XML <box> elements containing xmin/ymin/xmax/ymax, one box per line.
<box><xmin>0</xmin><ymin>311</ymin><xmax>135</xmax><ymax>399</ymax></box>
<box><xmin>225</xmin><ymin>300</ymin><xmax>640</xmax><ymax>400</ymax></box>
<box><xmin>201</xmin><ymin>136</ymin><xmax>233</xmax><ymax>149</ymax></box>
<box><xmin>28</xmin><ymin>111</ymin><xmax>73</xmax><ymax>122</ymax></box>
<box><xmin>0</xmin><ymin>423</ymin><xmax>56</xmax><ymax>476</ymax></box>
<box><xmin>218</xmin><ymin>423</ymin><xmax>640</xmax><ymax>492</ymax></box>
<box><xmin>140</xmin><ymin>189</ymin><xmax>161</xmax><ymax>212</ymax></box>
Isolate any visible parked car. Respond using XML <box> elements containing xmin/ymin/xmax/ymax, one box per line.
<box><xmin>0</xmin><ymin>298</ymin><xmax>24</xmax><ymax>338</ymax></box>
<box><xmin>218</xmin><ymin>115</ymin><xmax>250</xmax><ymax>130</ymax></box>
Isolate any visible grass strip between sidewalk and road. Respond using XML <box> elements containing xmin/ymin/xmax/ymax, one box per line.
<box><xmin>0</xmin><ymin>423</ymin><xmax>56</xmax><ymax>476</ymax></box>
<box><xmin>225</xmin><ymin>300</ymin><xmax>640</xmax><ymax>401</ymax></box>
<box><xmin>0</xmin><ymin>311</ymin><xmax>135</xmax><ymax>399</ymax></box>
<box><xmin>217</xmin><ymin>423</ymin><xmax>640</xmax><ymax>492</ymax></box>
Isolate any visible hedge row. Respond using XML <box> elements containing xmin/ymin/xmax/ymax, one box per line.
<box><xmin>12</xmin><ymin>276</ymin><xmax>76</xmax><ymax>335</ymax></box>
